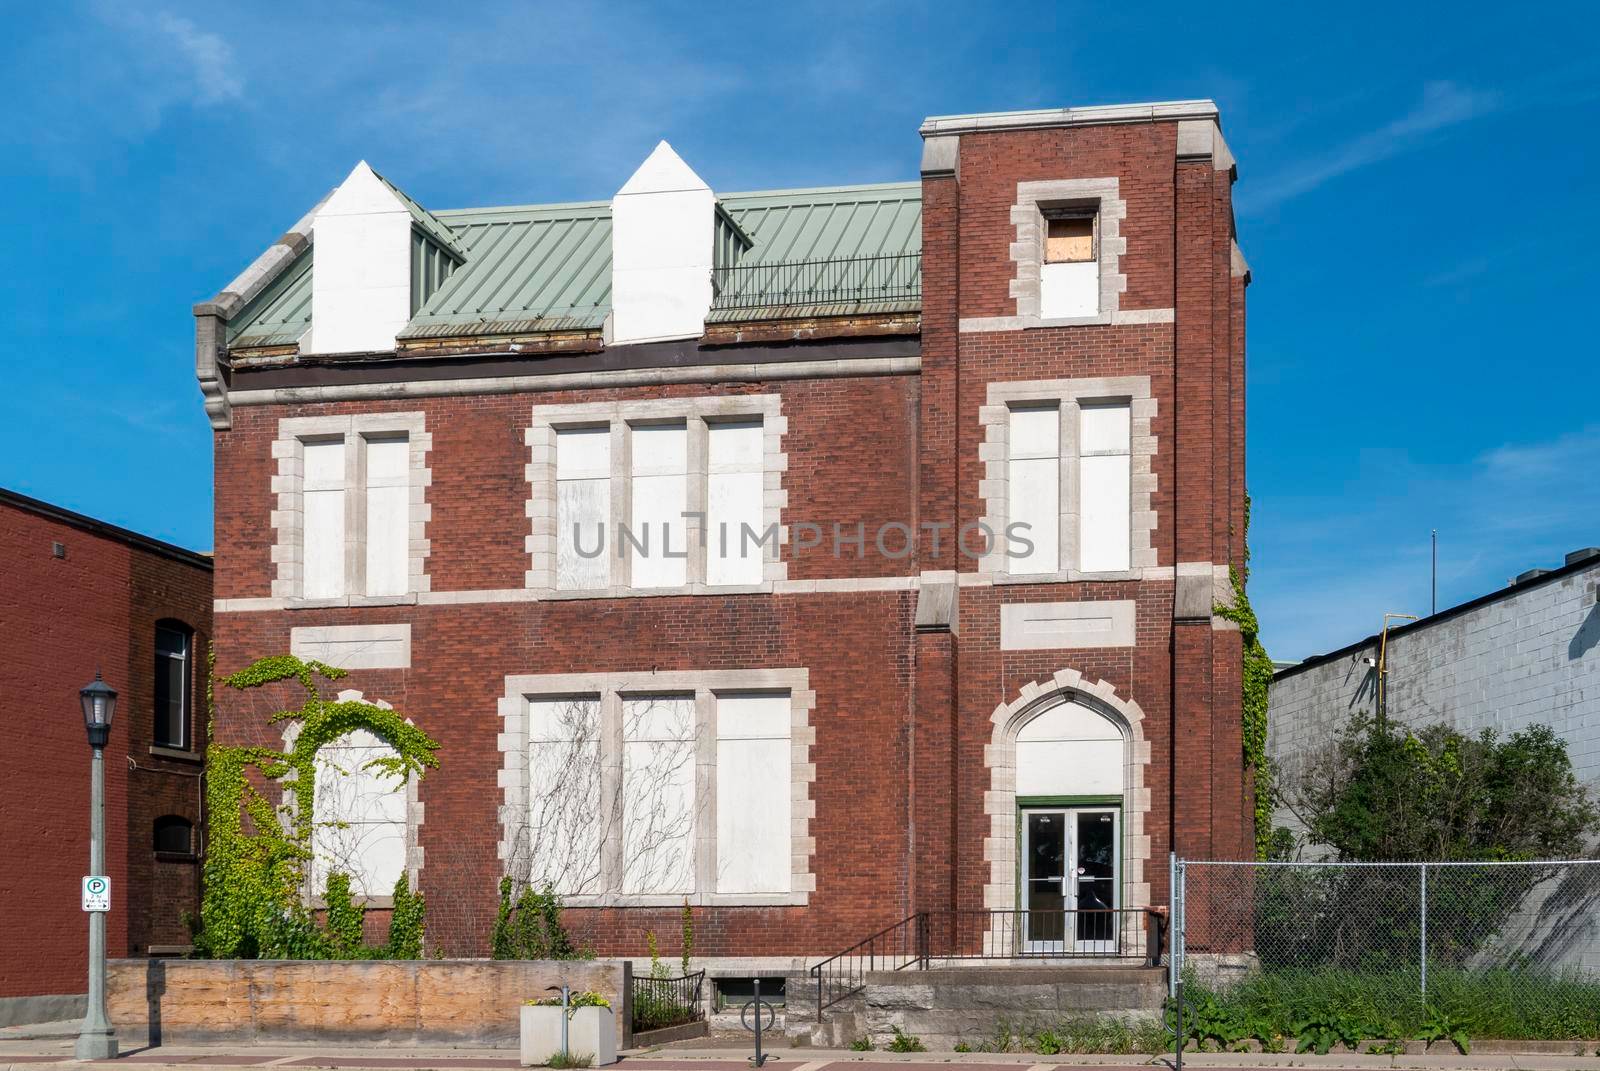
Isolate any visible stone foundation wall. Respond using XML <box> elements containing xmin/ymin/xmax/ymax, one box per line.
<box><xmin>787</xmin><ymin>966</ymin><xmax>1165</xmax><ymax>1049</ymax></box>
<box><xmin>108</xmin><ymin>959</ymin><xmax>631</xmax><ymax>1048</ymax></box>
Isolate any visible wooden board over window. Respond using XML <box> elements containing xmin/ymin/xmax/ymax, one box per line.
<box><xmin>1046</xmin><ymin>216</ymin><xmax>1095</xmax><ymax>263</ymax></box>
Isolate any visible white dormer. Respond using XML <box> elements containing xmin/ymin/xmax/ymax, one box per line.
<box><xmin>307</xmin><ymin>162</ymin><xmax>415</xmax><ymax>355</ymax></box>
<box><xmin>610</xmin><ymin>142</ymin><xmax>715</xmax><ymax>345</ymax></box>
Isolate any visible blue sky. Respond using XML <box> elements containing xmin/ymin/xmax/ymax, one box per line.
<box><xmin>1</xmin><ymin>1</ymin><xmax>1596</xmax><ymax>660</ymax></box>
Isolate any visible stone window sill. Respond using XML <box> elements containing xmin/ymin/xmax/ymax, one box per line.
<box><xmin>149</xmin><ymin>744</ymin><xmax>203</xmax><ymax>763</ymax></box>
<box><xmin>286</xmin><ymin>593</ymin><xmax>419</xmax><ymax>610</ymax></box>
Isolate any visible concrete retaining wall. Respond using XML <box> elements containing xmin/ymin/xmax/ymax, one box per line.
<box><xmin>108</xmin><ymin>959</ymin><xmax>632</xmax><ymax>1048</ymax></box>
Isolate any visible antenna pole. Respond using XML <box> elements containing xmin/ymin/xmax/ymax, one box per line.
<box><xmin>1431</xmin><ymin>530</ymin><xmax>1437</xmax><ymax>616</ymax></box>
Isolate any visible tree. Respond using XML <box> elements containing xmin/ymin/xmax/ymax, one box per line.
<box><xmin>1285</xmin><ymin>715</ymin><xmax>1597</xmax><ymax>863</ymax></box>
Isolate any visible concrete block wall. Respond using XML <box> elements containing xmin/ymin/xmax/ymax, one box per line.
<box><xmin>1269</xmin><ymin>558</ymin><xmax>1600</xmax><ymax>816</ymax></box>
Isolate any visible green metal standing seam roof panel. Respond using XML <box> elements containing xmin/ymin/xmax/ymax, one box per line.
<box><xmin>400</xmin><ymin>202</ymin><xmax>613</xmax><ymax>337</ymax></box>
<box><xmin>222</xmin><ymin>182</ymin><xmax>922</xmax><ymax>347</ymax></box>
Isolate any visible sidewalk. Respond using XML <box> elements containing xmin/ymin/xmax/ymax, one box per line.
<box><xmin>4</xmin><ymin>1029</ymin><xmax>1600</xmax><ymax>1071</ymax></box>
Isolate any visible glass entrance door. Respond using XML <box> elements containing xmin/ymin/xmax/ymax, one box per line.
<box><xmin>1020</xmin><ymin>806</ymin><xmax>1120</xmax><ymax>953</ymax></box>
<box><xmin>1022</xmin><ymin>810</ymin><xmax>1067</xmax><ymax>951</ymax></box>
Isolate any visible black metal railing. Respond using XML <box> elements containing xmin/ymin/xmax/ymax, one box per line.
<box><xmin>710</xmin><ymin>253</ymin><xmax>921</xmax><ymax>312</ymax></box>
<box><xmin>630</xmin><ymin>969</ymin><xmax>706</xmax><ymax>1033</ymax></box>
<box><xmin>810</xmin><ymin>909</ymin><xmax>1164</xmax><ymax>1020</ymax></box>
<box><xmin>809</xmin><ymin>912</ymin><xmax>926</xmax><ymax>1018</ymax></box>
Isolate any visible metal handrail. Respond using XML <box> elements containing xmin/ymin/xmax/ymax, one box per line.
<box><xmin>809</xmin><ymin>908</ymin><xmax>1165</xmax><ymax>1021</ymax></box>
<box><xmin>711</xmin><ymin>253</ymin><xmax>922</xmax><ymax>311</ymax></box>
<box><xmin>809</xmin><ymin>912</ymin><xmax>925</xmax><ymax>1020</ymax></box>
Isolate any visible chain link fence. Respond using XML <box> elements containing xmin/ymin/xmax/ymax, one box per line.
<box><xmin>1173</xmin><ymin>859</ymin><xmax>1600</xmax><ymax>1040</ymax></box>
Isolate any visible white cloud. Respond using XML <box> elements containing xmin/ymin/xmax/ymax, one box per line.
<box><xmin>152</xmin><ymin>12</ymin><xmax>242</xmax><ymax>104</ymax></box>
<box><xmin>1243</xmin><ymin>81</ymin><xmax>1499</xmax><ymax>215</ymax></box>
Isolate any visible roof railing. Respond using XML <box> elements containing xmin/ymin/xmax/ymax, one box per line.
<box><xmin>710</xmin><ymin>252</ymin><xmax>921</xmax><ymax>312</ymax></box>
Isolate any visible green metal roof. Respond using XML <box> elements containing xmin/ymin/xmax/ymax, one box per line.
<box><xmin>401</xmin><ymin>202</ymin><xmax>613</xmax><ymax>338</ymax></box>
<box><xmin>371</xmin><ymin>167</ymin><xmax>471</xmax><ymax>261</ymax></box>
<box><xmin>224</xmin><ymin>182</ymin><xmax>922</xmax><ymax>349</ymax></box>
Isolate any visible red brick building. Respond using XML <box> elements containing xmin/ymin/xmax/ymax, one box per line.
<box><xmin>0</xmin><ymin>489</ymin><xmax>212</xmax><ymax>1026</ymax></box>
<box><xmin>199</xmin><ymin>99</ymin><xmax>1250</xmax><ymax>965</ymax></box>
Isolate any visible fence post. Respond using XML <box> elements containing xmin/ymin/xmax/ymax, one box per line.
<box><xmin>1419</xmin><ymin>864</ymin><xmax>1429</xmax><ymax>1006</ymax></box>
<box><xmin>1173</xmin><ymin>857</ymin><xmax>1187</xmax><ymax>998</ymax></box>
<box><xmin>1168</xmin><ymin>853</ymin><xmax>1177</xmax><ymax>997</ymax></box>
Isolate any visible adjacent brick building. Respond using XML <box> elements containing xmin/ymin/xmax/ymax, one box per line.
<box><xmin>198</xmin><ymin>99</ymin><xmax>1252</xmax><ymax>965</ymax></box>
<box><xmin>0</xmin><ymin>489</ymin><xmax>212</xmax><ymax>1026</ymax></box>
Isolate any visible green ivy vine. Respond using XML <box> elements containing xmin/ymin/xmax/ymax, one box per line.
<box><xmin>192</xmin><ymin>653</ymin><xmax>440</xmax><ymax>959</ymax></box>
<box><xmin>1214</xmin><ymin>495</ymin><xmax>1275</xmax><ymax>859</ymax></box>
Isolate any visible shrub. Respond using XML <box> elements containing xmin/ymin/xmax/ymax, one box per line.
<box><xmin>492</xmin><ymin>878</ymin><xmax>588</xmax><ymax>960</ymax></box>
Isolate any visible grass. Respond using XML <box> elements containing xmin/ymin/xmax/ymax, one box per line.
<box><xmin>545</xmin><ymin>1052</ymin><xmax>593</xmax><ymax>1069</ymax></box>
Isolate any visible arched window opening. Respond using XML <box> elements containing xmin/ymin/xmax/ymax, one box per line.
<box><xmin>154</xmin><ymin>815</ymin><xmax>194</xmax><ymax>856</ymax></box>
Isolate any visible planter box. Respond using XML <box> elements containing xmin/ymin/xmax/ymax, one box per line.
<box><xmin>520</xmin><ymin>1005</ymin><xmax>616</xmax><ymax>1067</ymax></box>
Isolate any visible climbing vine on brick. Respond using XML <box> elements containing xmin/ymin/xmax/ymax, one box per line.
<box><xmin>1214</xmin><ymin>495</ymin><xmax>1275</xmax><ymax>859</ymax></box>
<box><xmin>192</xmin><ymin>653</ymin><xmax>439</xmax><ymax>959</ymax></box>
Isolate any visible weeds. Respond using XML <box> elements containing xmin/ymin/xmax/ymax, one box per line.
<box><xmin>886</xmin><ymin>1026</ymin><xmax>926</xmax><ymax>1052</ymax></box>
<box><xmin>1172</xmin><ymin>968</ymin><xmax>1600</xmax><ymax>1051</ymax></box>
<box><xmin>546</xmin><ymin>1052</ymin><xmax>593</xmax><ymax>1069</ymax></box>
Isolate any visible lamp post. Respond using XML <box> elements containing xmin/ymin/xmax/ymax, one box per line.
<box><xmin>76</xmin><ymin>672</ymin><xmax>118</xmax><ymax>1061</ymax></box>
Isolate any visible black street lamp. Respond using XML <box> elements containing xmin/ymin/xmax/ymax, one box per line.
<box><xmin>75</xmin><ymin>672</ymin><xmax>118</xmax><ymax>1060</ymax></box>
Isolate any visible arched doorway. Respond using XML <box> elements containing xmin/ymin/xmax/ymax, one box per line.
<box><xmin>983</xmin><ymin>669</ymin><xmax>1153</xmax><ymax>958</ymax></box>
<box><xmin>1015</xmin><ymin>701</ymin><xmax>1124</xmax><ymax>952</ymax></box>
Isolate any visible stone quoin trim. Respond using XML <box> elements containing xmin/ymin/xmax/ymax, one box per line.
<box><xmin>978</xmin><ymin>376</ymin><xmax>1157</xmax><ymax>581</ymax></box>
<box><xmin>281</xmin><ymin>690</ymin><xmax>426</xmax><ymax>910</ymax></box>
<box><xmin>524</xmin><ymin>394</ymin><xmax>788</xmax><ymax>595</ymax></box>
<box><xmin>496</xmin><ymin>668</ymin><xmax>816</xmax><ymax>907</ymax></box>
<box><xmin>983</xmin><ymin>670</ymin><xmax>1153</xmax><ymax>919</ymax></box>
<box><xmin>270</xmin><ymin>412</ymin><xmax>432</xmax><ymax>606</ymax></box>
<box><xmin>960</xmin><ymin>178</ymin><xmax>1174</xmax><ymax>332</ymax></box>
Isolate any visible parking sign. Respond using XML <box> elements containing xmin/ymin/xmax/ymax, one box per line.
<box><xmin>82</xmin><ymin>875</ymin><xmax>110</xmax><ymax>912</ymax></box>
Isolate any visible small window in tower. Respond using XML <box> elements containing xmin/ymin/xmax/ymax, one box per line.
<box><xmin>1045</xmin><ymin>214</ymin><xmax>1096</xmax><ymax>264</ymax></box>
<box><xmin>154</xmin><ymin>815</ymin><xmax>194</xmax><ymax>856</ymax></box>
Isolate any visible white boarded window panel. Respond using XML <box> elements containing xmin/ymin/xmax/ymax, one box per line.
<box><xmin>556</xmin><ymin>428</ymin><xmax>610</xmax><ymax>590</ymax></box>
<box><xmin>527</xmin><ymin>697</ymin><xmax>604</xmax><ymax>895</ymax></box>
<box><xmin>715</xmin><ymin>692</ymin><xmax>791</xmax><ymax>895</ymax></box>
<box><xmin>622</xmin><ymin>694</ymin><xmax>696</xmax><ymax>894</ymax></box>
<box><xmin>364</xmin><ymin>436</ymin><xmax>410</xmax><ymax>596</ymax></box>
<box><xmin>1008</xmin><ymin>405</ymin><xmax>1059</xmax><ymax>574</ymax></box>
<box><xmin>1079</xmin><ymin>403</ymin><xmax>1131</xmax><ymax>572</ymax></box>
<box><xmin>302</xmin><ymin>439</ymin><xmax>346</xmax><ymax>598</ymax></box>
<box><xmin>706</xmin><ymin>420</ymin><xmax>764</xmax><ymax>586</ymax></box>
<box><xmin>1015</xmin><ymin>702</ymin><xmax>1123</xmax><ymax>797</ymax></box>
<box><xmin>311</xmin><ymin>728</ymin><xmax>407</xmax><ymax>897</ymax></box>
<box><xmin>629</xmin><ymin>423</ymin><xmax>688</xmax><ymax>588</ymax></box>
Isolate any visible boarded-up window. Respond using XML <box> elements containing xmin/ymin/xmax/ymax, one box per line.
<box><xmin>364</xmin><ymin>436</ymin><xmax>410</xmax><ymax>597</ymax></box>
<box><xmin>527</xmin><ymin>697</ymin><xmax>603</xmax><ymax>895</ymax></box>
<box><xmin>1008</xmin><ymin>405</ymin><xmax>1061</xmax><ymax>574</ymax></box>
<box><xmin>1045</xmin><ymin>215</ymin><xmax>1095</xmax><ymax>263</ymax></box>
<box><xmin>1079</xmin><ymin>402</ymin><xmax>1132</xmax><ymax>572</ymax></box>
<box><xmin>622</xmin><ymin>694</ymin><xmax>696</xmax><ymax>894</ymax></box>
<box><xmin>707</xmin><ymin>419</ymin><xmax>764</xmax><ymax>586</ymax></box>
<box><xmin>556</xmin><ymin>428</ymin><xmax>611</xmax><ymax>590</ymax></box>
<box><xmin>302</xmin><ymin>439</ymin><xmax>346</xmax><ymax>599</ymax></box>
<box><xmin>715</xmin><ymin>692</ymin><xmax>791</xmax><ymax>895</ymax></box>
<box><xmin>629</xmin><ymin>423</ymin><xmax>689</xmax><ymax>588</ymax></box>
<box><xmin>311</xmin><ymin>728</ymin><xmax>408</xmax><ymax>898</ymax></box>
